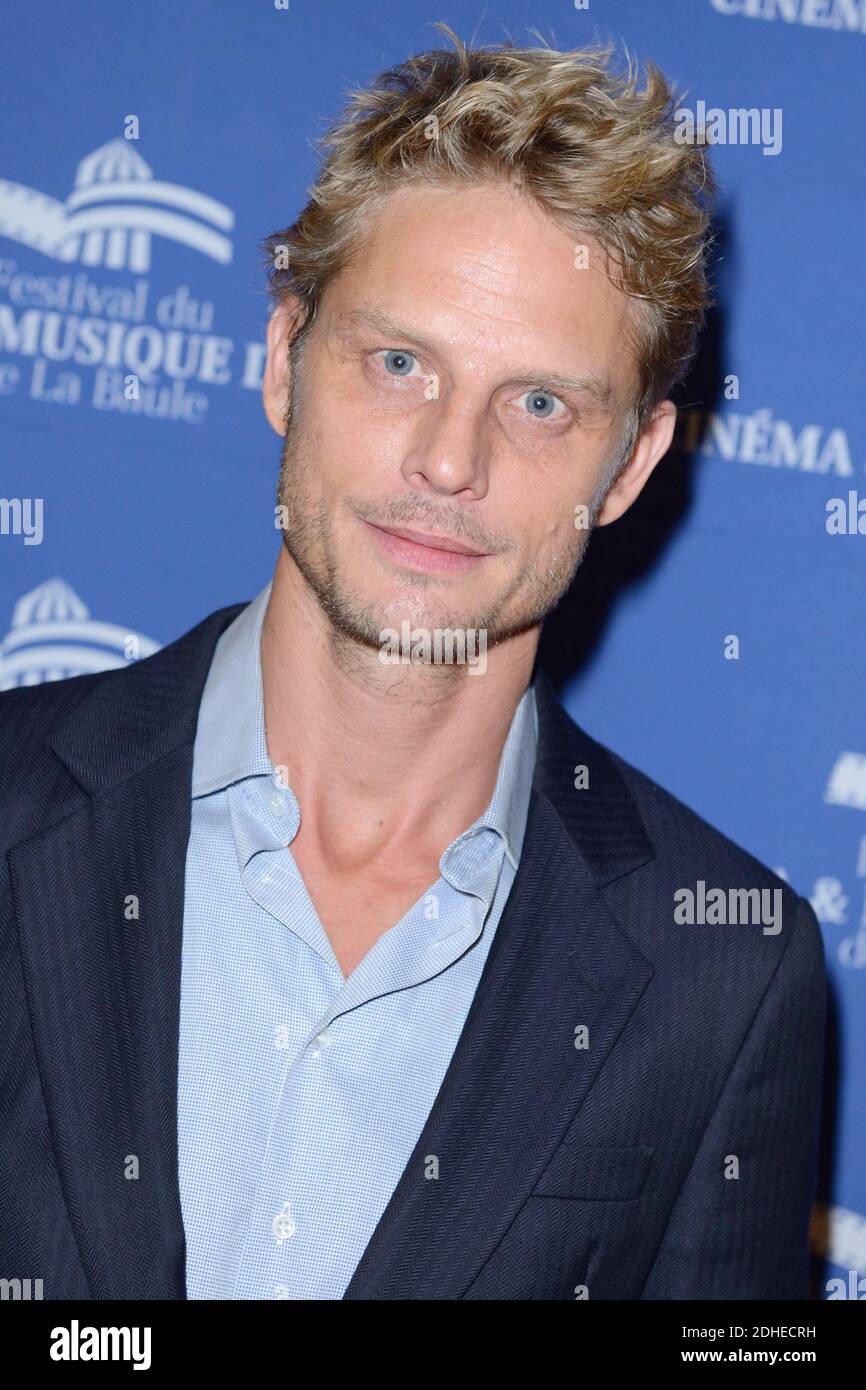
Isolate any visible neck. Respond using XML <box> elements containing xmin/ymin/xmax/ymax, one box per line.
<box><xmin>259</xmin><ymin>544</ymin><xmax>538</xmax><ymax>871</ymax></box>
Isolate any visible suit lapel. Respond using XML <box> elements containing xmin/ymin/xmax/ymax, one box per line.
<box><xmin>9</xmin><ymin>601</ymin><xmax>246</xmax><ymax>1299</ymax></box>
<box><xmin>11</xmin><ymin>603</ymin><xmax>655</xmax><ymax>1302</ymax></box>
<box><xmin>343</xmin><ymin>671</ymin><xmax>656</xmax><ymax>1299</ymax></box>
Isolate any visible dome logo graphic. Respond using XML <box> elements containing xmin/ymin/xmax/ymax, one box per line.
<box><xmin>825</xmin><ymin>752</ymin><xmax>866</xmax><ymax>813</ymax></box>
<box><xmin>0</xmin><ymin>578</ymin><xmax>160</xmax><ymax>690</ymax></box>
<box><xmin>0</xmin><ymin>138</ymin><xmax>234</xmax><ymax>273</ymax></box>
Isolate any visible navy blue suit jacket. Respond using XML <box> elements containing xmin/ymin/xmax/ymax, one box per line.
<box><xmin>0</xmin><ymin>600</ymin><xmax>827</xmax><ymax>1299</ymax></box>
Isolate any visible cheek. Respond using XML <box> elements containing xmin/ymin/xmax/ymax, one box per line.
<box><xmin>513</xmin><ymin>502</ymin><xmax>590</xmax><ymax>587</ymax></box>
<box><xmin>329</xmin><ymin>356</ymin><xmax>414</xmax><ymax>426</ymax></box>
<box><xmin>318</xmin><ymin>382</ymin><xmax>413</xmax><ymax>474</ymax></box>
<box><xmin>293</xmin><ymin>400</ymin><xmax>361</xmax><ymax>485</ymax></box>
<box><xmin>512</xmin><ymin>483</ymin><xmax>581</xmax><ymax>553</ymax></box>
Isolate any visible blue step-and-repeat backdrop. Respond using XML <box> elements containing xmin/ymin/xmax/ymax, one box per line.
<box><xmin>1</xmin><ymin>0</ymin><xmax>863</xmax><ymax>1298</ymax></box>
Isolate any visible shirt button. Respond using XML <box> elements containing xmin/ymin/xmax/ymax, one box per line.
<box><xmin>309</xmin><ymin>1027</ymin><xmax>333</xmax><ymax>1058</ymax></box>
<box><xmin>272</xmin><ymin>1201</ymin><xmax>296</xmax><ymax>1243</ymax></box>
<box><xmin>269</xmin><ymin>795</ymin><xmax>284</xmax><ymax>815</ymax></box>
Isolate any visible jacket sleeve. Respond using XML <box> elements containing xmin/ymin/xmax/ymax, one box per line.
<box><xmin>640</xmin><ymin>894</ymin><xmax>827</xmax><ymax>1300</ymax></box>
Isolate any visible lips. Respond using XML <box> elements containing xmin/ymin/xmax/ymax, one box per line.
<box><xmin>370</xmin><ymin>524</ymin><xmax>487</xmax><ymax>556</ymax></box>
<box><xmin>361</xmin><ymin>519</ymin><xmax>489</xmax><ymax>574</ymax></box>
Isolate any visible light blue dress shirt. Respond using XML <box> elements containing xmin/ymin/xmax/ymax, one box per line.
<box><xmin>177</xmin><ymin>581</ymin><xmax>538</xmax><ymax>1299</ymax></box>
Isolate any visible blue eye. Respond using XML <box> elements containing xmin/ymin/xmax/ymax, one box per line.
<box><xmin>383</xmin><ymin>350</ymin><xmax>416</xmax><ymax>376</ymax></box>
<box><xmin>522</xmin><ymin>390</ymin><xmax>558</xmax><ymax>418</ymax></box>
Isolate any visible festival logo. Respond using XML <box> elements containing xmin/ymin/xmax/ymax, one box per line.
<box><xmin>0</xmin><ymin>138</ymin><xmax>233</xmax><ymax>272</ymax></box>
<box><xmin>0</xmin><ymin>578</ymin><xmax>159</xmax><ymax>690</ymax></box>
<box><xmin>825</xmin><ymin>753</ymin><xmax>866</xmax><ymax>813</ymax></box>
<box><xmin>0</xmin><ymin>139</ymin><xmax>265</xmax><ymax>423</ymax></box>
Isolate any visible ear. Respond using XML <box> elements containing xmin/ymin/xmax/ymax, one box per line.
<box><xmin>595</xmin><ymin>399</ymin><xmax>678</xmax><ymax>527</ymax></box>
<box><xmin>262</xmin><ymin>296</ymin><xmax>305</xmax><ymax>437</ymax></box>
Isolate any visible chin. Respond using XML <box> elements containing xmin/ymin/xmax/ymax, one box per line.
<box><xmin>372</xmin><ymin>595</ymin><xmax>461</xmax><ymax>634</ymax></box>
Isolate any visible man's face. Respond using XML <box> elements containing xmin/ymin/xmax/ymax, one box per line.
<box><xmin>268</xmin><ymin>180</ymin><xmax>662</xmax><ymax>653</ymax></box>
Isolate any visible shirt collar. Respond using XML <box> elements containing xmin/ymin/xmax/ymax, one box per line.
<box><xmin>191</xmin><ymin>579</ymin><xmax>538</xmax><ymax>870</ymax></box>
<box><xmin>191</xmin><ymin>580</ymin><xmax>274</xmax><ymax>797</ymax></box>
<box><xmin>439</xmin><ymin>680</ymin><xmax>537</xmax><ymax>877</ymax></box>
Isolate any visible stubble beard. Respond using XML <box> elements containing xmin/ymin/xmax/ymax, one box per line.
<box><xmin>274</xmin><ymin>391</ymin><xmax>605</xmax><ymax>665</ymax></box>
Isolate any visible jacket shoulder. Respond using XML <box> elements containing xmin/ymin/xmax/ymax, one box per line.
<box><xmin>0</xmin><ymin>600</ymin><xmax>247</xmax><ymax>850</ymax></box>
<box><xmin>596</xmin><ymin>738</ymin><xmax>787</xmax><ymax>889</ymax></box>
<box><xmin>0</xmin><ymin>670</ymin><xmax>102</xmax><ymax>766</ymax></box>
<box><xmin>597</xmin><ymin>737</ymin><xmax>823</xmax><ymax>961</ymax></box>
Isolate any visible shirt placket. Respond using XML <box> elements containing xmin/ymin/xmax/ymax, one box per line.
<box><xmin>228</xmin><ymin>782</ymin><xmax>505</xmax><ymax>1300</ymax></box>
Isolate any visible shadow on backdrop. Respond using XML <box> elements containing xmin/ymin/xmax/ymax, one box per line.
<box><xmin>536</xmin><ymin>205</ymin><xmax>731</xmax><ymax>695</ymax></box>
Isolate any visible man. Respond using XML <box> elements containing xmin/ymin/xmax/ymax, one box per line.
<box><xmin>0</xmin><ymin>31</ymin><xmax>825</xmax><ymax>1300</ymax></box>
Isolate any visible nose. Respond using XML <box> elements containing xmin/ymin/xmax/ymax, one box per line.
<box><xmin>399</xmin><ymin>390</ymin><xmax>489</xmax><ymax>499</ymax></box>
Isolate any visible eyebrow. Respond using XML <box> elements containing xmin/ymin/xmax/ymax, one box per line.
<box><xmin>333</xmin><ymin>306</ymin><xmax>615</xmax><ymax>410</ymax></box>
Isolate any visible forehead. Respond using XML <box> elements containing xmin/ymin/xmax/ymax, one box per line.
<box><xmin>328</xmin><ymin>180</ymin><xmax>639</xmax><ymax>400</ymax></box>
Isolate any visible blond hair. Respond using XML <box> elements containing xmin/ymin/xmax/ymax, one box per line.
<box><xmin>262</xmin><ymin>25</ymin><xmax>716</xmax><ymax>431</ymax></box>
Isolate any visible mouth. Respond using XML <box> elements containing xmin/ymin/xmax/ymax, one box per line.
<box><xmin>361</xmin><ymin>519</ymin><xmax>490</xmax><ymax>574</ymax></box>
